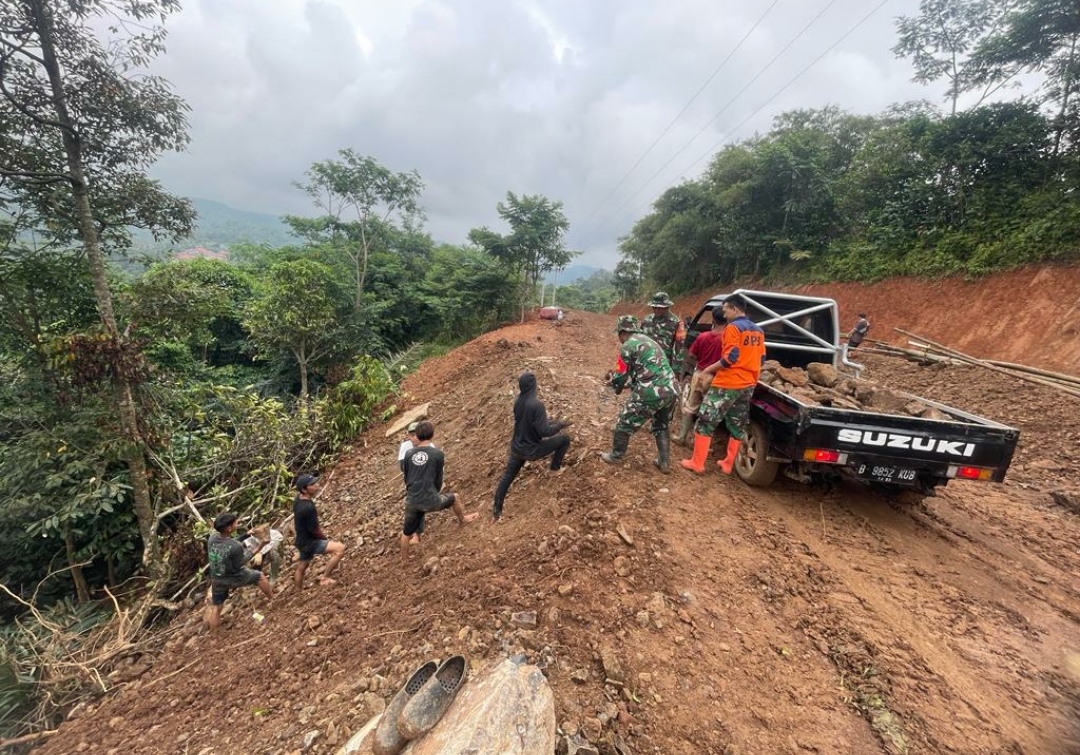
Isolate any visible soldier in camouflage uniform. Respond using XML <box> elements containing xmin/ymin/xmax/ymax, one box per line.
<box><xmin>641</xmin><ymin>292</ymin><xmax>686</xmax><ymax>379</ymax></box>
<box><xmin>600</xmin><ymin>315</ymin><xmax>678</xmax><ymax>472</ymax></box>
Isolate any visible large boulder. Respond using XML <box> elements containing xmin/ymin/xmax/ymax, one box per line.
<box><xmin>806</xmin><ymin>362</ymin><xmax>839</xmax><ymax>388</ymax></box>
<box><xmin>337</xmin><ymin>657</ymin><xmax>555</xmax><ymax>755</ymax></box>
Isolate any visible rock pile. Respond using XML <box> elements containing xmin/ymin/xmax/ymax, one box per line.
<box><xmin>759</xmin><ymin>361</ymin><xmax>952</xmax><ymax>420</ymax></box>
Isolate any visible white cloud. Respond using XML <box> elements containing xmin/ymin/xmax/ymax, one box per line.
<box><xmin>147</xmin><ymin>0</ymin><xmax>934</xmax><ymax>268</ymax></box>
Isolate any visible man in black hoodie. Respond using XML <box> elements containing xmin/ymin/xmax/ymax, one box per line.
<box><xmin>492</xmin><ymin>371</ymin><xmax>573</xmax><ymax>521</ymax></box>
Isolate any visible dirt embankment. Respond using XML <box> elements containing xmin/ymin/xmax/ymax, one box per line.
<box><xmin>32</xmin><ymin>271</ymin><xmax>1080</xmax><ymax>755</ymax></box>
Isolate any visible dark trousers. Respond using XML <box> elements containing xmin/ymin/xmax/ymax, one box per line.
<box><xmin>492</xmin><ymin>434</ymin><xmax>571</xmax><ymax>517</ymax></box>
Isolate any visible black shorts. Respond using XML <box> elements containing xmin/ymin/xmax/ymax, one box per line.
<box><xmin>402</xmin><ymin>493</ymin><xmax>455</xmax><ymax>537</ymax></box>
<box><xmin>297</xmin><ymin>539</ymin><xmax>329</xmax><ymax>562</ymax></box>
<box><xmin>210</xmin><ymin>569</ymin><xmax>262</xmax><ymax>605</ymax></box>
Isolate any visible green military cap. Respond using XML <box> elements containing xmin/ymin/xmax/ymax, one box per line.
<box><xmin>614</xmin><ymin>315</ymin><xmax>642</xmax><ymax>334</ymax></box>
<box><xmin>649</xmin><ymin>291</ymin><xmax>674</xmax><ymax>308</ymax></box>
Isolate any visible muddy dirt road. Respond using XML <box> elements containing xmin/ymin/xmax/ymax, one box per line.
<box><xmin>35</xmin><ymin>310</ymin><xmax>1080</xmax><ymax>755</ymax></box>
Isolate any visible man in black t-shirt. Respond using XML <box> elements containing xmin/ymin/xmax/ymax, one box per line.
<box><xmin>401</xmin><ymin>421</ymin><xmax>478</xmax><ymax>561</ymax></box>
<box><xmin>292</xmin><ymin>474</ymin><xmax>346</xmax><ymax>589</ymax></box>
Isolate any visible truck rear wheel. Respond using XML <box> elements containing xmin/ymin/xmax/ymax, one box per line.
<box><xmin>734</xmin><ymin>420</ymin><xmax>780</xmax><ymax>487</ymax></box>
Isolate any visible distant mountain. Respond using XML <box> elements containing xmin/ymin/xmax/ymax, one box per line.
<box><xmin>130</xmin><ymin>198</ymin><xmax>296</xmax><ymax>255</ymax></box>
<box><xmin>184</xmin><ymin>198</ymin><xmax>296</xmax><ymax>249</ymax></box>
<box><xmin>545</xmin><ymin>265</ymin><xmax>607</xmax><ymax>285</ymax></box>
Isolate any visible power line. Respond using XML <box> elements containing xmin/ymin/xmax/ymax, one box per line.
<box><xmin>578</xmin><ymin>0</ymin><xmax>843</xmax><ymax>244</ymax></box>
<box><xmin>678</xmin><ymin>0</ymin><xmax>893</xmax><ymax>179</ymax></box>
<box><xmin>576</xmin><ymin>0</ymin><xmax>782</xmax><ymax>231</ymax></box>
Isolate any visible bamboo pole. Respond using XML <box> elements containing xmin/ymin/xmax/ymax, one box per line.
<box><xmin>983</xmin><ymin>359</ymin><xmax>1080</xmax><ymax>387</ymax></box>
<box><xmin>894</xmin><ymin>328</ymin><xmax>1080</xmax><ymax>400</ymax></box>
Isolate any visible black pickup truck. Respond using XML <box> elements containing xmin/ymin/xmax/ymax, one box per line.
<box><xmin>684</xmin><ymin>290</ymin><xmax>1020</xmax><ymax>494</ymax></box>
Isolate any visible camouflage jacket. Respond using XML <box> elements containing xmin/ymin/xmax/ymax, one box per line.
<box><xmin>641</xmin><ymin>311</ymin><xmax>686</xmax><ymax>371</ymax></box>
<box><xmin>612</xmin><ymin>333</ymin><xmax>677</xmax><ymax>402</ymax></box>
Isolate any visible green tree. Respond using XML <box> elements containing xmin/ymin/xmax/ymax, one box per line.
<box><xmin>972</xmin><ymin>0</ymin><xmax>1080</xmax><ymax>162</ymax></box>
<box><xmin>469</xmin><ymin>192</ymin><xmax>577</xmax><ymax>303</ymax></box>
<box><xmin>286</xmin><ymin>150</ymin><xmax>424</xmax><ymax>310</ymax></box>
<box><xmin>244</xmin><ymin>259</ymin><xmax>348</xmax><ymax>403</ymax></box>
<box><xmin>125</xmin><ymin>257</ymin><xmax>254</xmax><ymax>366</ymax></box>
<box><xmin>419</xmin><ymin>244</ymin><xmax>519</xmax><ymax>340</ymax></box>
<box><xmin>0</xmin><ymin>0</ymin><xmax>195</xmax><ymax>580</ymax></box>
<box><xmin>893</xmin><ymin>0</ymin><xmax>1020</xmax><ymax>114</ymax></box>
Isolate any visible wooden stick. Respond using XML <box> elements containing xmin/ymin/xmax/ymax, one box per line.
<box><xmin>983</xmin><ymin>359</ymin><xmax>1080</xmax><ymax>386</ymax></box>
<box><xmin>0</xmin><ymin>729</ymin><xmax>58</xmax><ymax>747</ymax></box>
<box><xmin>894</xmin><ymin>328</ymin><xmax>1080</xmax><ymax>400</ymax></box>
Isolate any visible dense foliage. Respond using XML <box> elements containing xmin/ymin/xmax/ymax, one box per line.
<box><xmin>617</xmin><ymin>0</ymin><xmax>1080</xmax><ymax>293</ymax></box>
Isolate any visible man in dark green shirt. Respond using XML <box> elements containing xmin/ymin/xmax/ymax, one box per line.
<box><xmin>401</xmin><ymin>421</ymin><xmax>478</xmax><ymax>561</ymax></box>
<box><xmin>204</xmin><ymin>511</ymin><xmax>272</xmax><ymax>632</ymax></box>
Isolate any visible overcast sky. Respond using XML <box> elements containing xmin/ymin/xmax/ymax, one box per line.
<box><xmin>148</xmin><ymin>0</ymin><xmax>934</xmax><ymax>268</ymax></box>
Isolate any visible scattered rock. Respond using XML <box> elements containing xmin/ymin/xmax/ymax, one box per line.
<box><xmin>511</xmin><ymin>611</ymin><xmax>538</xmax><ymax>629</ymax></box>
<box><xmin>561</xmin><ymin>733</ymin><xmax>600</xmax><ymax>755</ymax></box>
<box><xmin>581</xmin><ymin>716</ymin><xmax>604</xmax><ymax>741</ymax></box>
<box><xmin>616</xmin><ymin>524</ymin><xmax>635</xmax><ymax>547</ymax></box>
<box><xmin>613</xmin><ymin>556</ymin><xmax>631</xmax><ymax>577</ymax></box>
<box><xmin>422</xmin><ymin>556</ymin><xmax>440</xmax><ymax>575</ymax></box>
<box><xmin>557</xmin><ymin>583</ymin><xmax>575</xmax><ymax>596</ymax></box>
<box><xmin>600</xmin><ymin>646</ymin><xmax>626</xmax><ymax>684</ymax></box>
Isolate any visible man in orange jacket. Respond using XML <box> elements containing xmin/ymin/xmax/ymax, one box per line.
<box><xmin>680</xmin><ymin>294</ymin><xmax>765</xmax><ymax>475</ymax></box>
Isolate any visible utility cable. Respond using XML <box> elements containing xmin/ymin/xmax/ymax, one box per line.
<box><xmin>678</xmin><ymin>0</ymin><xmax>893</xmax><ymax>179</ymax></box>
<box><xmin>577</xmin><ymin>0</ymin><xmax>843</xmax><ymax>244</ymax></box>
<box><xmin>576</xmin><ymin>0</ymin><xmax>782</xmax><ymax>231</ymax></box>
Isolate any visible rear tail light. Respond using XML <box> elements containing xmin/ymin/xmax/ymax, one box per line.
<box><xmin>803</xmin><ymin>448</ymin><xmax>847</xmax><ymax>464</ymax></box>
<box><xmin>948</xmin><ymin>465</ymin><xmax>994</xmax><ymax>480</ymax></box>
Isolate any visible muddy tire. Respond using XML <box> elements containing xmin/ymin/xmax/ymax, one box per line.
<box><xmin>734</xmin><ymin>420</ymin><xmax>780</xmax><ymax>487</ymax></box>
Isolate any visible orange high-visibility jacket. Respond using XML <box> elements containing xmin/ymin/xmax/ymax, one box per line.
<box><xmin>710</xmin><ymin>316</ymin><xmax>766</xmax><ymax>389</ymax></box>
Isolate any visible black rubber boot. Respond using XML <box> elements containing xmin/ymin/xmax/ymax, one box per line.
<box><xmin>653</xmin><ymin>431</ymin><xmax>671</xmax><ymax>473</ymax></box>
<box><xmin>600</xmin><ymin>430</ymin><xmax>631</xmax><ymax>464</ymax></box>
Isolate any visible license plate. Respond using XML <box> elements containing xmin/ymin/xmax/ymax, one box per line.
<box><xmin>854</xmin><ymin>463</ymin><xmax>918</xmax><ymax>483</ymax></box>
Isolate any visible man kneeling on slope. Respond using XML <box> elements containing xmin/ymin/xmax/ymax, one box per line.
<box><xmin>401</xmin><ymin>420</ymin><xmax>478</xmax><ymax>560</ymax></box>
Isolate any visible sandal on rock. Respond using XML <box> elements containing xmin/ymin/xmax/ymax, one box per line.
<box><xmin>397</xmin><ymin>655</ymin><xmax>468</xmax><ymax>740</ymax></box>
<box><xmin>371</xmin><ymin>660</ymin><xmax>438</xmax><ymax>755</ymax></box>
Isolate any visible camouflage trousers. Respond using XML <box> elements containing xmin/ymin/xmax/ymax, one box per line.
<box><xmin>694</xmin><ymin>386</ymin><xmax>754</xmax><ymax>440</ymax></box>
<box><xmin>615</xmin><ymin>391</ymin><xmax>678</xmax><ymax>436</ymax></box>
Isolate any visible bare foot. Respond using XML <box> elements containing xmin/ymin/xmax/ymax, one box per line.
<box><xmin>318</xmin><ymin>577</ymin><xmax>337</xmax><ymax>586</ymax></box>
<box><xmin>462</xmin><ymin>512</ymin><xmax>479</xmax><ymax>524</ymax></box>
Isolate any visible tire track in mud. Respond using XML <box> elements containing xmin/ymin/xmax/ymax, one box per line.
<box><xmin>729</xmin><ymin>478</ymin><xmax>1079</xmax><ymax>754</ymax></box>
<box><xmin>654</xmin><ymin>478</ymin><xmax>886</xmax><ymax>754</ymax></box>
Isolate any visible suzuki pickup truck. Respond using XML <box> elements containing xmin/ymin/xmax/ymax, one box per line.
<box><xmin>683</xmin><ymin>290</ymin><xmax>1020</xmax><ymax>494</ymax></box>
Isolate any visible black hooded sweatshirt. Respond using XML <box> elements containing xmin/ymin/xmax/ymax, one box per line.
<box><xmin>510</xmin><ymin>372</ymin><xmax>564</xmax><ymax>459</ymax></box>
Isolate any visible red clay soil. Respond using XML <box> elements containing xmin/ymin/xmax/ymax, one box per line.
<box><xmin>33</xmin><ymin>271</ymin><xmax>1080</xmax><ymax>755</ymax></box>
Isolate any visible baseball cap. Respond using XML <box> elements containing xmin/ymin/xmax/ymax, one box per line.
<box><xmin>295</xmin><ymin>473</ymin><xmax>319</xmax><ymax>491</ymax></box>
<box><xmin>406</xmin><ymin>421</ymin><xmax>420</xmax><ymax>433</ymax></box>
<box><xmin>213</xmin><ymin>511</ymin><xmax>238</xmax><ymax>532</ymax></box>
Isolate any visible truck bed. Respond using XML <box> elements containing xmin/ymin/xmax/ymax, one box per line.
<box><xmin>751</xmin><ymin>381</ymin><xmax>1020</xmax><ymax>485</ymax></box>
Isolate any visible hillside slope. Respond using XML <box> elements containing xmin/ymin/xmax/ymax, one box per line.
<box><xmin>35</xmin><ymin>307</ymin><xmax>1080</xmax><ymax>754</ymax></box>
